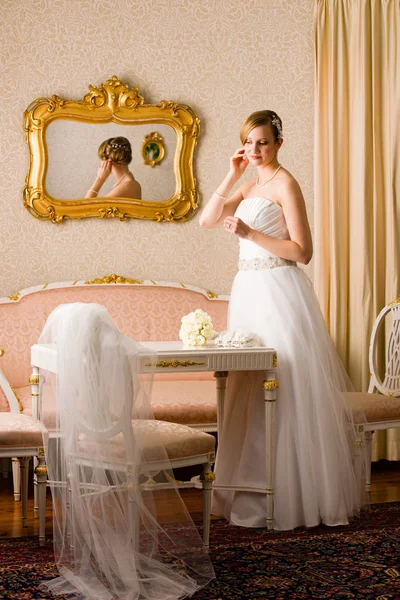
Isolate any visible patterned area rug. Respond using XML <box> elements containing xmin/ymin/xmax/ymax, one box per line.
<box><xmin>0</xmin><ymin>502</ymin><xmax>399</xmax><ymax>599</ymax></box>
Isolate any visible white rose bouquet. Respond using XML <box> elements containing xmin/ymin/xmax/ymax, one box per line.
<box><xmin>179</xmin><ymin>308</ymin><xmax>216</xmax><ymax>347</ymax></box>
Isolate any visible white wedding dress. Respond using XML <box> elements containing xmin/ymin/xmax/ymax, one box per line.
<box><xmin>212</xmin><ymin>197</ymin><xmax>365</xmax><ymax>531</ymax></box>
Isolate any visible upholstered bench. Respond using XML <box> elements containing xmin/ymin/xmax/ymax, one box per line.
<box><xmin>0</xmin><ymin>275</ymin><xmax>228</xmax><ymax>496</ymax></box>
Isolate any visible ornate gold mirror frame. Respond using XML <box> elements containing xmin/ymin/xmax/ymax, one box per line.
<box><xmin>23</xmin><ymin>76</ymin><xmax>200</xmax><ymax>223</ymax></box>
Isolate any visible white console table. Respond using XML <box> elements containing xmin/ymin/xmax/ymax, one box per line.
<box><xmin>31</xmin><ymin>341</ymin><xmax>279</xmax><ymax>528</ymax></box>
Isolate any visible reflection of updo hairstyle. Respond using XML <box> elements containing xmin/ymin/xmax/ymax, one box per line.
<box><xmin>240</xmin><ymin>110</ymin><xmax>283</xmax><ymax>144</ymax></box>
<box><xmin>98</xmin><ymin>137</ymin><xmax>132</xmax><ymax>164</ymax></box>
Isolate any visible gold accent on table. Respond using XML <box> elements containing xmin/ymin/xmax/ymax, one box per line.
<box><xmin>85</xmin><ymin>274</ymin><xmax>144</xmax><ymax>285</ymax></box>
<box><xmin>8</xmin><ymin>292</ymin><xmax>20</xmax><ymax>301</ymax></box>
<box><xmin>11</xmin><ymin>388</ymin><xmax>23</xmax><ymax>412</ymax></box>
<box><xmin>352</xmin><ymin>440</ymin><xmax>364</xmax><ymax>448</ymax></box>
<box><xmin>206</xmin><ymin>291</ymin><xmax>218</xmax><ymax>299</ymax></box>
<box><xmin>199</xmin><ymin>472</ymin><xmax>216</xmax><ymax>482</ymax></box>
<box><xmin>23</xmin><ymin>75</ymin><xmax>200</xmax><ymax>223</ymax></box>
<box><xmin>31</xmin><ymin>393</ymin><xmax>39</xmax><ymax>397</ymax></box>
<box><xmin>262</xmin><ymin>379</ymin><xmax>280</xmax><ymax>390</ymax></box>
<box><xmin>388</xmin><ymin>296</ymin><xmax>400</xmax><ymax>306</ymax></box>
<box><xmin>141</xmin><ymin>132</ymin><xmax>165</xmax><ymax>168</ymax></box>
<box><xmin>0</xmin><ymin>347</ymin><xmax>4</xmax><ymax>357</ymax></box>
<box><xmin>145</xmin><ymin>360</ymin><xmax>205</xmax><ymax>368</ymax></box>
<box><xmin>273</xmin><ymin>353</ymin><xmax>277</xmax><ymax>368</ymax></box>
<box><xmin>38</xmin><ymin>447</ymin><xmax>45</xmax><ymax>457</ymax></box>
<box><xmin>29</xmin><ymin>374</ymin><xmax>40</xmax><ymax>385</ymax></box>
<box><xmin>214</xmin><ymin>371</ymin><xmax>228</xmax><ymax>378</ymax></box>
<box><xmin>34</xmin><ymin>465</ymin><xmax>48</xmax><ymax>476</ymax></box>
<box><xmin>42</xmin><ymin>283</ymin><xmax>48</xmax><ymax>289</ymax></box>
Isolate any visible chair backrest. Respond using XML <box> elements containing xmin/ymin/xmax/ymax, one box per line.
<box><xmin>369</xmin><ymin>299</ymin><xmax>400</xmax><ymax>396</ymax></box>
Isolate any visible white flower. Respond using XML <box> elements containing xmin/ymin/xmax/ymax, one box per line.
<box><xmin>179</xmin><ymin>308</ymin><xmax>216</xmax><ymax>346</ymax></box>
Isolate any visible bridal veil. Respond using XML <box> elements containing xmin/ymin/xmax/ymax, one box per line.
<box><xmin>39</xmin><ymin>302</ymin><xmax>214</xmax><ymax>599</ymax></box>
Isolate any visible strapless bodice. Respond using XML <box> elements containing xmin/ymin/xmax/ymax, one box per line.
<box><xmin>234</xmin><ymin>197</ymin><xmax>290</xmax><ymax>261</ymax></box>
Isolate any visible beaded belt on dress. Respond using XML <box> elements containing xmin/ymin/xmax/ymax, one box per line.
<box><xmin>238</xmin><ymin>257</ymin><xmax>296</xmax><ymax>270</ymax></box>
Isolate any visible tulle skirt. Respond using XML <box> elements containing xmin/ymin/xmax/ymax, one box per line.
<box><xmin>212</xmin><ymin>265</ymin><xmax>365</xmax><ymax>531</ymax></box>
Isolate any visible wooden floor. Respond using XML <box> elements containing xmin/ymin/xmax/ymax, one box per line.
<box><xmin>1</xmin><ymin>460</ymin><xmax>400</xmax><ymax>539</ymax></box>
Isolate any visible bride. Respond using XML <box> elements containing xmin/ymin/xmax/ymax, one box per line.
<box><xmin>85</xmin><ymin>136</ymin><xmax>141</xmax><ymax>200</ymax></box>
<box><xmin>199</xmin><ymin>110</ymin><xmax>365</xmax><ymax>531</ymax></box>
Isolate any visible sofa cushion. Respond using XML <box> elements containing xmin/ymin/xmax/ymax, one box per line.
<box><xmin>151</xmin><ymin>380</ymin><xmax>217</xmax><ymax>425</ymax></box>
<box><xmin>18</xmin><ymin>380</ymin><xmax>218</xmax><ymax>429</ymax></box>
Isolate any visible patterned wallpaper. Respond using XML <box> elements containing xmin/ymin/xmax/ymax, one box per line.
<box><xmin>0</xmin><ymin>0</ymin><xmax>314</xmax><ymax>298</ymax></box>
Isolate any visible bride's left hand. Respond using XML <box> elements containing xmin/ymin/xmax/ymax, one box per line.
<box><xmin>223</xmin><ymin>216</ymin><xmax>253</xmax><ymax>239</ymax></box>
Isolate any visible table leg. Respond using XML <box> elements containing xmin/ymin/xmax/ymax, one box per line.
<box><xmin>262</xmin><ymin>359</ymin><xmax>278</xmax><ymax>530</ymax></box>
<box><xmin>30</xmin><ymin>368</ymin><xmax>40</xmax><ymax>518</ymax></box>
<box><xmin>213</xmin><ymin>371</ymin><xmax>228</xmax><ymax>438</ymax></box>
<box><xmin>35</xmin><ymin>448</ymin><xmax>47</xmax><ymax>544</ymax></box>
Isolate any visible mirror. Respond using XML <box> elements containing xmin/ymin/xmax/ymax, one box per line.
<box><xmin>46</xmin><ymin>122</ymin><xmax>175</xmax><ymax>202</ymax></box>
<box><xmin>23</xmin><ymin>76</ymin><xmax>200</xmax><ymax>223</ymax></box>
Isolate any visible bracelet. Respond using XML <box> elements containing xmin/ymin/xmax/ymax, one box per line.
<box><xmin>88</xmin><ymin>189</ymin><xmax>98</xmax><ymax>195</ymax></box>
<box><xmin>214</xmin><ymin>190</ymin><xmax>227</xmax><ymax>200</ymax></box>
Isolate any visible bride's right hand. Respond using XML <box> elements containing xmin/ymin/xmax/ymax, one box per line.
<box><xmin>229</xmin><ymin>147</ymin><xmax>248</xmax><ymax>179</ymax></box>
<box><xmin>97</xmin><ymin>160</ymin><xmax>112</xmax><ymax>182</ymax></box>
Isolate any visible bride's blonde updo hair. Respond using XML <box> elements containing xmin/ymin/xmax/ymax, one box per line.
<box><xmin>240</xmin><ymin>110</ymin><xmax>283</xmax><ymax>144</ymax></box>
<box><xmin>98</xmin><ymin>136</ymin><xmax>132</xmax><ymax>164</ymax></box>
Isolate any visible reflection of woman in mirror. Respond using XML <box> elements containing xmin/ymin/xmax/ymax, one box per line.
<box><xmin>85</xmin><ymin>137</ymin><xmax>141</xmax><ymax>199</ymax></box>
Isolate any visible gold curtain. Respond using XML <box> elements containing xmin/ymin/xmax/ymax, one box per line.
<box><xmin>314</xmin><ymin>0</ymin><xmax>400</xmax><ymax>459</ymax></box>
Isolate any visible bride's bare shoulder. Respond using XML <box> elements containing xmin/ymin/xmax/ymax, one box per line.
<box><xmin>277</xmin><ymin>168</ymin><xmax>302</xmax><ymax>192</ymax></box>
<box><xmin>275</xmin><ymin>168</ymin><xmax>305</xmax><ymax>208</ymax></box>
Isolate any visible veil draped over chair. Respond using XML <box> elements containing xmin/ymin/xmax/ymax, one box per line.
<box><xmin>39</xmin><ymin>303</ymin><xmax>214</xmax><ymax>600</ymax></box>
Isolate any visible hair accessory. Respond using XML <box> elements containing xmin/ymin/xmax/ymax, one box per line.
<box><xmin>88</xmin><ymin>189</ymin><xmax>98</xmax><ymax>195</ymax></box>
<box><xmin>110</xmin><ymin>142</ymin><xmax>126</xmax><ymax>149</ymax></box>
<box><xmin>214</xmin><ymin>190</ymin><xmax>227</xmax><ymax>200</ymax></box>
<box><xmin>271</xmin><ymin>115</ymin><xmax>283</xmax><ymax>139</ymax></box>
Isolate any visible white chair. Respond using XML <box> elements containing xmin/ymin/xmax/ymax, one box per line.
<box><xmin>32</xmin><ymin>307</ymin><xmax>216</xmax><ymax>547</ymax></box>
<box><xmin>347</xmin><ymin>298</ymin><xmax>400</xmax><ymax>492</ymax></box>
<box><xmin>36</xmin><ymin>303</ymin><xmax>215</xmax><ymax>598</ymax></box>
<box><xmin>0</xmin><ymin>349</ymin><xmax>47</xmax><ymax>542</ymax></box>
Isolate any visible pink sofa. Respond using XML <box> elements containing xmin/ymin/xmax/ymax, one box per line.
<box><xmin>0</xmin><ymin>275</ymin><xmax>229</xmax><ymax>431</ymax></box>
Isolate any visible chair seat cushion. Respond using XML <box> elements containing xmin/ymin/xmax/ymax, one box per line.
<box><xmin>0</xmin><ymin>412</ymin><xmax>47</xmax><ymax>447</ymax></box>
<box><xmin>347</xmin><ymin>391</ymin><xmax>400</xmax><ymax>423</ymax></box>
<box><xmin>80</xmin><ymin>419</ymin><xmax>215</xmax><ymax>462</ymax></box>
